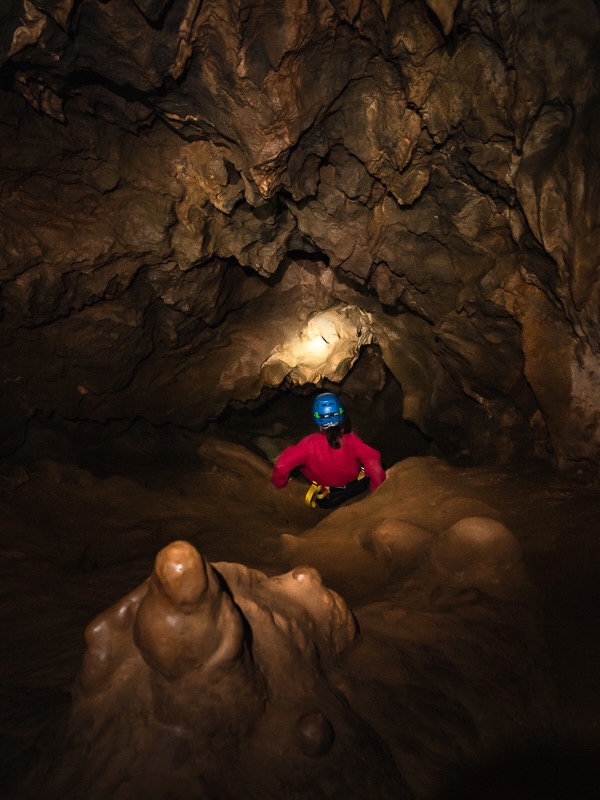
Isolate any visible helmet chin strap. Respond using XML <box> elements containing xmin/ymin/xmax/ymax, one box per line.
<box><xmin>314</xmin><ymin>415</ymin><xmax>342</xmax><ymax>427</ymax></box>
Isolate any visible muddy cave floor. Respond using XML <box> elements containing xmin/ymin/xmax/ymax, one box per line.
<box><xmin>1</xmin><ymin>419</ymin><xmax>600</xmax><ymax>798</ymax></box>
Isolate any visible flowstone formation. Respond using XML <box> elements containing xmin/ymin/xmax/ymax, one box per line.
<box><xmin>0</xmin><ymin>0</ymin><xmax>599</xmax><ymax>469</ymax></box>
<box><xmin>46</xmin><ymin>540</ymin><xmax>410</xmax><ymax>800</ymax></box>
<box><xmin>32</xmin><ymin>465</ymin><xmax>555</xmax><ymax>800</ymax></box>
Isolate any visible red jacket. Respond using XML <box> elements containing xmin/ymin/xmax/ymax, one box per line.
<box><xmin>271</xmin><ymin>432</ymin><xmax>386</xmax><ymax>491</ymax></box>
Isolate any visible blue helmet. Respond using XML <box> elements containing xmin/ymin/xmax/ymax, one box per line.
<box><xmin>312</xmin><ymin>393</ymin><xmax>345</xmax><ymax>428</ymax></box>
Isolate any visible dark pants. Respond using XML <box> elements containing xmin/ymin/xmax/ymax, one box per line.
<box><xmin>315</xmin><ymin>476</ymin><xmax>370</xmax><ymax>509</ymax></box>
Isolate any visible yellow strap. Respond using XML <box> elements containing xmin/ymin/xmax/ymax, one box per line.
<box><xmin>305</xmin><ymin>482</ymin><xmax>330</xmax><ymax>508</ymax></box>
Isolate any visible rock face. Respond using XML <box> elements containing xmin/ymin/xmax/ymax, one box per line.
<box><xmin>46</xmin><ymin>540</ymin><xmax>410</xmax><ymax>800</ymax></box>
<box><xmin>8</xmin><ymin>437</ymin><xmax>594</xmax><ymax>800</ymax></box>
<box><xmin>1</xmin><ymin>0</ymin><xmax>599</xmax><ymax>467</ymax></box>
<box><xmin>37</xmin><ymin>496</ymin><xmax>551</xmax><ymax>800</ymax></box>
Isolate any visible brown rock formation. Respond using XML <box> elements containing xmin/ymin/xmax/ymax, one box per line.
<box><xmin>37</xmin><ymin>477</ymin><xmax>552</xmax><ymax>800</ymax></box>
<box><xmin>4</xmin><ymin>434</ymin><xmax>597</xmax><ymax>799</ymax></box>
<box><xmin>1</xmin><ymin>0</ymin><xmax>599</xmax><ymax>468</ymax></box>
<box><xmin>48</xmin><ymin>540</ymin><xmax>411</xmax><ymax>800</ymax></box>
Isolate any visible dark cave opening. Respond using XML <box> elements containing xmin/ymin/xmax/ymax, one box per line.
<box><xmin>4</xmin><ymin>342</ymin><xmax>436</xmax><ymax>485</ymax></box>
<box><xmin>206</xmin><ymin>345</ymin><xmax>436</xmax><ymax>471</ymax></box>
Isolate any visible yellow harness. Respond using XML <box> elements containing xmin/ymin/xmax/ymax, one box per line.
<box><xmin>304</xmin><ymin>468</ymin><xmax>366</xmax><ymax>508</ymax></box>
<box><xmin>304</xmin><ymin>482</ymin><xmax>331</xmax><ymax>507</ymax></box>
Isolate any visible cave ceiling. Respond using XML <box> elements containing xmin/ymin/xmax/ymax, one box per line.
<box><xmin>0</xmin><ymin>0</ymin><xmax>599</xmax><ymax>467</ymax></box>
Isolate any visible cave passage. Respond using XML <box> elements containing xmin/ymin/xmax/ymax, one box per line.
<box><xmin>1</xmin><ymin>0</ymin><xmax>600</xmax><ymax>798</ymax></box>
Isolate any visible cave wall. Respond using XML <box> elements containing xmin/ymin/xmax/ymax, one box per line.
<box><xmin>1</xmin><ymin>0</ymin><xmax>599</xmax><ymax>467</ymax></box>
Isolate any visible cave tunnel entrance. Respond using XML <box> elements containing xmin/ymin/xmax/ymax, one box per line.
<box><xmin>206</xmin><ymin>344</ymin><xmax>436</xmax><ymax>471</ymax></box>
<box><xmin>9</xmin><ymin>343</ymin><xmax>435</xmax><ymax>482</ymax></box>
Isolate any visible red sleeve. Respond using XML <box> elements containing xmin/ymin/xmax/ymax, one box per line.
<box><xmin>270</xmin><ymin>438</ymin><xmax>310</xmax><ymax>488</ymax></box>
<box><xmin>348</xmin><ymin>433</ymin><xmax>386</xmax><ymax>491</ymax></box>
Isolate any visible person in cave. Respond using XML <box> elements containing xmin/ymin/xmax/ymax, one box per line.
<box><xmin>270</xmin><ymin>392</ymin><xmax>387</xmax><ymax>509</ymax></box>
